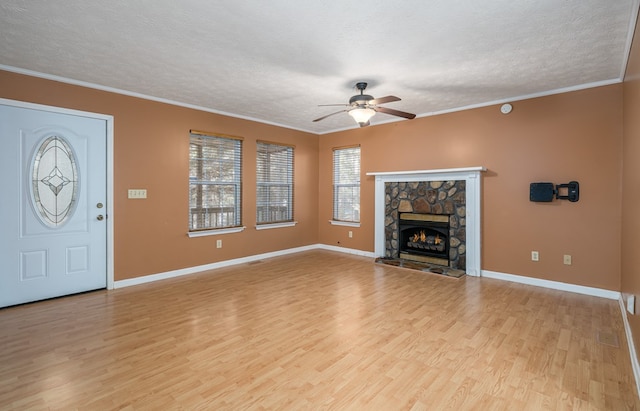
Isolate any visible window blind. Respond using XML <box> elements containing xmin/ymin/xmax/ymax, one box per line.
<box><xmin>256</xmin><ymin>141</ymin><xmax>294</xmax><ymax>224</ymax></box>
<box><xmin>189</xmin><ymin>132</ymin><xmax>242</xmax><ymax>230</ymax></box>
<box><xmin>333</xmin><ymin>146</ymin><xmax>360</xmax><ymax>222</ymax></box>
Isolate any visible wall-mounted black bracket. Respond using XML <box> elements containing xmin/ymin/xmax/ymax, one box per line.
<box><xmin>530</xmin><ymin>181</ymin><xmax>579</xmax><ymax>202</ymax></box>
<box><xmin>555</xmin><ymin>181</ymin><xmax>579</xmax><ymax>202</ymax></box>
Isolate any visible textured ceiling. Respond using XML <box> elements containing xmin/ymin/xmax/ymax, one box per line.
<box><xmin>0</xmin><ymin>1</ymin><xmax>638</xmax><ymax>134</ymax></box>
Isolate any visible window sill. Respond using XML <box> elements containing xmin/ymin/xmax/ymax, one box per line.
<box><xmin>329</xmin><ymin>220</ymin><xmax>360</xmax><ymax>228</ymax></box>
<box><xmin>255</xmin><ymin>221</ymin><xmax>298</xmax><ymax>230</ymax></box>
<box><xmin>188</xmin><ymin>226</ymin><xmax>246</xmax><ymax>238</ymax></box>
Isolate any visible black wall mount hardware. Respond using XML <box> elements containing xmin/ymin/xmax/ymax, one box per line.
<box><xmin>530</xmin><ymin>182</ymin><xmax>555</xmax><ymax>202</ymax></box>
<box><xmin>530</xmin><ymin>181</ymin><xmax>579</xmax><ymax>202</ymax></box>
<box><xmin>555</xmin><ymin>181</ymin><xmax>579</xmax><ymax>202</ymax></box>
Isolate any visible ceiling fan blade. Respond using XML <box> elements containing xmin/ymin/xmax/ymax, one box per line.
<box><xmin>318</xmin><ymin>103</ymin><xmax>349</xmax><ymax>107</ymax></box>
<box><xmin>375</xmin><ymin>106</ymin><xmax>416</xmax><ymax>119</ymax></box>
<box><xmin>369</xmin><ymin>95</ymin><xmax>401</xmax><ymax>105</ymax></box>
<box><xmin>313</xmin><ymin>109</ymin><xmax>348</xmax><ymax>122</ymax></box>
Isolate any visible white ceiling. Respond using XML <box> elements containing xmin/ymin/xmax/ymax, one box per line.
<box><xmin>1</xmin><ymin>1</ymin><xmax>638</xmax><ymax>134</ymax></box>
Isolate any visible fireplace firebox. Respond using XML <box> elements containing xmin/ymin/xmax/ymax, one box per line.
<box><xmin>398</xmin><ymin>213</ymin><xmax>450</xmax><ymax>266</ymax></box>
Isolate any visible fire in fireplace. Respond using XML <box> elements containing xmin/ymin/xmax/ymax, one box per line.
<box><xmin>398</xmin><ymin>213</ymin><xmax>450</xmax><ymax>266</ymax></box>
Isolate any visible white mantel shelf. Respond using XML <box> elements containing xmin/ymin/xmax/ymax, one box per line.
<box><xmin>366</xmin><ymin>166</ymin><xmax>487</xmax><ymax>177</ymax></box>
<box><xmin>368</xmin><ymin>167</ymin><xmax>486</xmax><ymax>277</ymax></box>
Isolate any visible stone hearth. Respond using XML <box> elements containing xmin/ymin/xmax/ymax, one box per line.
<box><xmin>375</xmin><ymin>256</ymin><xmax>466</xmax><ymax>278</ymax></box>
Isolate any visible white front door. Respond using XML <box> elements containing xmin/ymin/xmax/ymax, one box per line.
<box><xmin>0</xmin><ymin>102</ymin><xmax>108</xmax><ymax>307</ymax></box>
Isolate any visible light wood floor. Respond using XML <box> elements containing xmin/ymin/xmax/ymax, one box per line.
<box><xmin>1</xmin><ymin>250</ymin><xmax>638</xmax><ymax>410</ymax></box>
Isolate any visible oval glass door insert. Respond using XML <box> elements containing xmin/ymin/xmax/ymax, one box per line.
<box><xmin>31</xmin><ymin>136</ymin><xmax>79</xmax><ymax>227</ymax></box>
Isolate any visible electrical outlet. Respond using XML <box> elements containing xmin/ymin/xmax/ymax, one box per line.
<box><xmin>348</xmin><ymin>231</ymin><xmax>353</xmax><ymax>238</ymax></box>
<box><xmin>216</xmin><ymin>239</ymin><xmax>222</xmax><ymax>249</ymax></box>
<box><xmin>128</xmin><ymin>189</ymin><xmax>147</xmax><ymax>199</ymax></box>
<box><xmin>531</xmin><ymin>251</ymin><xmax>539</xmax><ymax>261</ymax></box>
<box><xmin>563</xmin><ymin>254</ymin><xmax>572</xmax><ymax>265</ymax></box>
<box><xmin>628</xmin><ymin>295</ymin><xmax>636</xmax><ymax>314</ymax></box>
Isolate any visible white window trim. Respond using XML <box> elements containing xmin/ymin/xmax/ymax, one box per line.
<box><xmin>255</xmin><ymin>221</ymin><xmax>298</xmax><ymax>230</ymax></box>
<box><xmin>189</xmin><ymin>131</ymin><xmax>243</xmax><ymax>232</ymax></box>
<box><xmin>329</xmin><ymin>220</ymin><xmax>361</xmax><ymax>227</ymax></box>
<box><xmin>187</xmin><ymin>226</ymin><xmax>246</xmax><ymax>238</ymax></box>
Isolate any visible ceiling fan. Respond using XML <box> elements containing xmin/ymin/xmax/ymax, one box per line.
<box><xmin>313</xmin><ymin>82</ymin><xmax>416</xmax><ymax>127</ymax></box>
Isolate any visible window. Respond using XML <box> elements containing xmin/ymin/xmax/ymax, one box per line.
<box><xmin>333</xmin><ymin>145</ymin><xmax>360</xmax><ymax>223</ymax></box>
<box><xmin>189</xmin><ymin>131</ymin><xmax>242</xmax><ymax>231</ymax></box>
<box><xmin>256</xmin><ymin>141</ymin><xmax>294</xmax><ymax>224</ymax></box>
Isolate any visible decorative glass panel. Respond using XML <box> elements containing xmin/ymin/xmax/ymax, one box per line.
<box><xmin>31</xmin><ymin>136</ymin><xmax>79</xmax><ymax>227</ymax></box>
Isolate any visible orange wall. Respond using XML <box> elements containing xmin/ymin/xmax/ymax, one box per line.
<box><xmin>319</xmin><ymin>86</ymin><xmax>623</xmax><ymax>291</ymax></box>
<box><xmin>622</xmin><ymin>15</ymin><xmax>640</xmax><ymax>359</ymax></box>
<box><xmin>0</xmin><ymin>69</ymin><xmax>625</xmax><ymax>291</ymax></box>
<box><xmin>0</xmin><ymin>71</ymin><xmax>319</xmax><ymax>280</ymax></box>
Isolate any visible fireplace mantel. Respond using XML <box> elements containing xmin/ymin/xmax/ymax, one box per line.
<box><xmin>366</xmin><ymin>167</ymin><xmax>486</xmax><ymax>276</ymax></box>
<box><xmin>367</xmin><ymin>166</ymin><xmax>486</xmax><ymax>178</ymax></box>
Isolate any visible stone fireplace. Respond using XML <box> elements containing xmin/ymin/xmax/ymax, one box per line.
<box><xmin>386</xmin><ymin>180</ymin><xmax>466</xmax><ymax>269</ymax></box>
<box><xmin>367</xmin><ymin>167</ymin><xmax>485</xmax><ymax>276</ymax></box>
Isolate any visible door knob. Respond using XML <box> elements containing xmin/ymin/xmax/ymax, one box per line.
<box><xmin>97</xmin><ymin>215</ymin><xmax>104</xmax><ymax>221</ymax></box>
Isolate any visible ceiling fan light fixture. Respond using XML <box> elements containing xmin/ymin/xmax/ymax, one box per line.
<box><xmin>349</xmin><ymin>107</ymin><xmax>376</xmax><ymax>126</ymax></box>
<box><xmin>313</xmin><ymin>82</ymin><xmax>414</xmax><ymax>126</ymax></box>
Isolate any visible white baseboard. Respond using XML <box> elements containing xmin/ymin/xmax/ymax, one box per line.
<box><xmin>116</xmin><ymin>249</ymin><xmax>616</xmax><ymax>298</ymax></box>
<box><xmin>619</xmin><ymin>297</ymin><xmax>640</xmax><ymax>398</ymax></box>
<box><xmin>481</xmin><ymin>270</ymin><xmax>621</xmax><ymax>300</ymax></box>
<box><xmin>314</xmin><ymin>244</ymin><xmax>377</xmax><ymax>258</ymax></box>
<box><xmin>113</xmin><ymin>244</ymin><xmax>375</xmax><ymax>289</ymax></box>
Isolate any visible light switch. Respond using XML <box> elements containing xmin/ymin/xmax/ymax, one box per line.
<box><xmin>128</xmin><ymin>189</ymin><xmax>147</xmax><ymax>199</ymax></box>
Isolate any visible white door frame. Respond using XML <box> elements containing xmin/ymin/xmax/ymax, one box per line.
<box><xmin>0</xmin><ymin>97</ymin><xmax>115</xmax><ymax>290</ymax></box>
